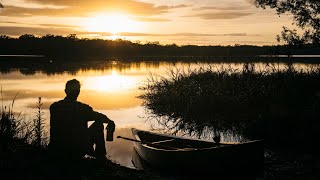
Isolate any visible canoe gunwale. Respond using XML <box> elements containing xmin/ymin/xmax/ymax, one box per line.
<box><xmin>132</xmin><ymin>128</ymin><xmax>263</xmax><ymax>152</ymax></box>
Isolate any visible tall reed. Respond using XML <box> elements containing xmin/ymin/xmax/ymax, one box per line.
<box><xmin>32</xmin><ymin>97</ymin><xmax>47</xmax><ymax>147</ymax></box>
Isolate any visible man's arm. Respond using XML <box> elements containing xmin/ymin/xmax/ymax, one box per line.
<box><xmin>92</xmin><ymin>111</ymin><xmax>114</xmax><ymax>125</ymax></box>
<box><xmin>81</xmin><ymin>103</ymin><xmax>115</xmax><ymax>126</ymax></box>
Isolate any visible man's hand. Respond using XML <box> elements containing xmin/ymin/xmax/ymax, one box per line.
<box><xmin>108</xmin><ymin>120</ymin><xmax>115</xmax><ymax>129</ymax></box>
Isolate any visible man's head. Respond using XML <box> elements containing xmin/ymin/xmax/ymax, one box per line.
<box><xmin>65</xmin><ymin>79</ymin><xmax>80</xmax><ymax>99</ymax></box>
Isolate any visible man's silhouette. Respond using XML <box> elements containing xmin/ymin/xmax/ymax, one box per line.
<box><xmin>49</xmin><ymin>79</ymin><xmax>115</xmax><ymax>161</ymax></box>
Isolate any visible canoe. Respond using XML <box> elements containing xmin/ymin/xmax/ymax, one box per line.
<box><xmin>131</xmin><ymin>128</ymin><xmax>264</xmax><ymax>176</ymax></box>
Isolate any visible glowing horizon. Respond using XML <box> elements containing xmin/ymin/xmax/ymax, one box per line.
<box><xmin>83</xmin><ymin>13</ymin><xmax>141</xmax><ymax>35</ymax></box>
<box><xmin>0</xmin><ymin>0</ymin><xmax>294</xmax><ymax>45</ymax></box>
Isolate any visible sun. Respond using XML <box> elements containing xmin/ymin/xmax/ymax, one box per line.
<box><xmin>84</xmin><ymin>13</ymin><xmax>138</xmax><ymax>35</ymax></box>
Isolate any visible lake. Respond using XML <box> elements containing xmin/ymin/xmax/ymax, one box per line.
<box><xmin>0</xmin><ymin>58</ymin><xmax>319</xmax><ymax>168</ymax></box>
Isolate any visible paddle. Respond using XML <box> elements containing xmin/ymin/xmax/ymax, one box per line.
<box><xmin>117</xmin><ymin>136</ymin><xmax>184</xmax><ymax>150</ymax></box>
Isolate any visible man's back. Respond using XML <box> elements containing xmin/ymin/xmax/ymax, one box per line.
<box><xmin>49</xmin><ymin>98</ymin><xmax>94</xmax><ymax>158</ymax></box>
<box><xmin>49</xmin><ymin>79</ymin><xmax>114</xmax><ymax>161</ymax></box>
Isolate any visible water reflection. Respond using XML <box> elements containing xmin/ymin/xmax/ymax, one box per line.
<box><xmin>0</xmin><ymin>59</ymin><xmax>319</xmax><ymax>168</ymax></box>
<box><xmin>106</xmin><ymin>127</ymin><xmax>136</xmax><ymax>168</ymax></box>
<box><xmin>84</xmin><ymin>70</ymin><xmax>137</xmax><ymax>92</ymax></box>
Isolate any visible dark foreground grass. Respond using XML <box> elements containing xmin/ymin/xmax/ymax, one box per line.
<box><xmin>0</xmin><ymin>147</ymin><xmax>161</xmax><ymax>180</ymax></box>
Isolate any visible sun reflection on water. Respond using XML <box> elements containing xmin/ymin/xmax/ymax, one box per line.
<box><xmin>83</xmin><ymin>70</ymin><xmax>137</xmax><ymax>92</ymax></box>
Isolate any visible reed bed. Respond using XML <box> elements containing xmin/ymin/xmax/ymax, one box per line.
<box><xmin>139</xmin><ymin>63</ymin><xmax>320</xmax><ymax>147</ymax></box>
<box><xmin>0</xmin><ymin>93</ymin><xmax>48</xmax><ymax>154</ymax></box>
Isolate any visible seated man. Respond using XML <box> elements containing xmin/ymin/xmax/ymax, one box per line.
<box><xmin>49</xmin><ymin>79</ymin><xmax>115</xmax><ymax>161</ymax></box>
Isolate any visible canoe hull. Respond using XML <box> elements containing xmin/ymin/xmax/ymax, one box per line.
<box><xmin>132</xmin><ymin>128</ymin><xmax>264</xmax><ymax>175</ymax></box>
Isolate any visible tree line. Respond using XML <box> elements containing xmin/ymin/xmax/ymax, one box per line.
<box><xmin>0</xmin><ymin>34</ymin><xmax>319</xmax><ymax>59</ymax></box>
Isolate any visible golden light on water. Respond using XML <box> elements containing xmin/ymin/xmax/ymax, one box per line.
<box><xmin>83</xmin><ymin>70</ymin><xmax>137</xmax><ymax>92</ymax></box>
<box><xmin>84</xmin><ymin>13</ymin><xmax>139</xmax><ymax>35</ymax></box>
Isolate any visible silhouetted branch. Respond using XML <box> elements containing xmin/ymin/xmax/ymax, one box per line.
<box><xmin>255</xmin><ymin>0</ymin><xmax>320</xmax><ymax>45</ymax></box>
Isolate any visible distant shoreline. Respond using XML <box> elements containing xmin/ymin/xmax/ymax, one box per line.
<box><xmin>1</xmin><ymin>54</ymin><xmax>320</xmax><ymax>58</ymax></box>
<box><xmin>0</xmin><ymin>55</ymin><xmax>45</xmax><ymax>57</ymax></box>
<box><xmin>1</xmin><ymin>35</ymin><xmax>319</xmax><ymax>61</ymax></box>
<box><xmin>0</xmin><ymin>54</ymin><xmax>319</xmax><ymax>64</ymax></box>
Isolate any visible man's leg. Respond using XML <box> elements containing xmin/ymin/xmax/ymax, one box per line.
<box><xmin>88</xmin><ymin>122</ymin><xmax>106</xmax><ymax>158</ymax></box>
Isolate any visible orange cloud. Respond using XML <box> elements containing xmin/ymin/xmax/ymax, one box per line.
<box><xmin>134</xmin><ymin>17</ymin><xmax>171</xmax><ymax>22</ymax></box>
<box><xmin>0</xmin><ymin>5</ymin><xmax>73</xmax><ymax>17</ymax></box>
<box><xmin>0</xmin><ymin>0</ymin><xmax>189</xmax><ymax>17</ymax></box>
<box><xmin>0</xmin><ymin>26</ymin><xmax>82</xmax><ymax>36</ymax></box>
<box><xmin>185</xmin><ymin>12</ymin><xmax>254</xmax><ymax>20</ymax></box>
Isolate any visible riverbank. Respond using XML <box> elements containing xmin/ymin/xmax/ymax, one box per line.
<box><xmin>0</xmin><ymin>143</ymin><xmax>162</xmax><ymax>180</ymax></box>
<box><xmin>0</xmin><ymin>140</ymin><xmax>316</xmax><ymax>180</ymax></box>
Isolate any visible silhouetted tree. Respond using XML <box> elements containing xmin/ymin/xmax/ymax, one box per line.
<box><xmin>66</xmin><ymin>34</ymin><xmax>77</xmax><ymax>41</ymax></box>
<box><xmin>0</xmin><ymin>35</ymin><xmax>10</xmax><ymax>39</ymax></box>
<box><xmin>19</xmin><ymin>34</ymin><xmax>36</xmax><ymax>40</ymax></box>
<box><xmin>255</xmin><ymin>0</ymin><xmax>320</xmax><ymax>45</ymax></box>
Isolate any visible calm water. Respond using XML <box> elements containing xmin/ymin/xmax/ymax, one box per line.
<box><xmin>0</xmin><ymin>59</ymin><xmax>318</xmax><ymax>168</ymax></box>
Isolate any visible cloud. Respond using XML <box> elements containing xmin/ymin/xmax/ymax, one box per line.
<box><xmin>189</xmin><ymin>1</ymin><xmax>257</xmax><ymax>20</ymax></box>
<box><xmin>0</xmin><ymin>25</ymin><xmax>118</xmax><ymax>37</ymax></box>
<box><xmin>185</xmin><ymin>12</ymin><xmax>254</xmax><ymax>20</ymax></box>
<box><xmin>117</xmin><ymin>32</ymin><xmax>163</xmax><ymax>36</ymax></box>
<box><xmin>134</xmin><ymin>17</ymin><xmax>171</xmax><ymax>22</ymax></box>
<box><xmin>0</xmin><ymin>0</ymin><xmax>189</xmax><ymax>17</ymax></box>
<box><xmin>0</xmin><ymin>20</ymin><xmax>80</xmax><ymax>28</ymax></box>
<box><xmin>193</xmin><ymin>6</ymin><xmax>250</xmax><ymax>11</ymax></box>
<box><xmin>0</xmin><ymin>25</ymin><xmax>254</xmax><ymax>37</ymax></box>
<box><xmin>117</xmin><ymin>32</ymin><xmax>250</xmax><ymax>37</ymax></box>
<box><xmin>0</xmin><ymin>20</ymin><xmax>17</xmax><ymax>24</ymax></box>
<box><xmin>0</xmin><ymin>26</ymin><xmax>82</xmax><ymax>36</ymax></box>
<box><xmin>0</xmin><ymin>5</ymin><xmax>73</xmax><ymax>17</ymax></box>
<box><xmin>173</xmin><ymin>33</ymin><xmax>249</xmax><ymax>36</ymax></box>
<box><xmin>38</xmin><ymin>23</ymin><xmax>80</xmax><ymax>28</ymax></box>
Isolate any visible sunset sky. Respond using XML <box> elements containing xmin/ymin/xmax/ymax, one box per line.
<box><xmin>0</xmin><ymin>0</ymin><xmax>294</xmax><ymax>45</ymax></box>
